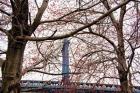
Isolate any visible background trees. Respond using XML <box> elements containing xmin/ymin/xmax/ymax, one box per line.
<box><xmin>0</xmin><ymin>0</ymin><xmax>139</xmax><ymax>93</ymax></box>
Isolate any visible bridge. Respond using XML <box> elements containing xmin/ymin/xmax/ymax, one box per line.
<box><xmin>16</xmin><ymin>81</ymin><xmax>140</xmax><ymax>93</ymax></box>
<box><xmin>0</xmin><ymin>80</ymin><xmax>140</xmax><ymax>93</ymax></box>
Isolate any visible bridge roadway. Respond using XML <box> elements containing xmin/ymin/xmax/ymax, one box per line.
<box><xmin>0</xmin><ymin>80</ymin><xmax>140</xmax><ymax>93</ymax></box>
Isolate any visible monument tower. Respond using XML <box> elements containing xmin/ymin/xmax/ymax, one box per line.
<box><xmin>62</xmin><ymin>38</ymin><xmax>70</xmax><ymax>85</ymax></box>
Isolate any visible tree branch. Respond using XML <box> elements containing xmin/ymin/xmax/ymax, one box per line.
<box><xmin>31</xmin><ymin>0</ymin><xmax>49</xmax><ymax>33</ymax></box>
<box><xmin>0</xmin><ymin>27</ymin><xmax>15</xmax><ymax>41</ymax></box>
<box><xmin>40</xmin><ymin>1</ymin><xmax>101</xmax><ymax>24</ymax></box>
<box><xmin>0</xmin><ymin>50</ymin><xmax>7</xmax><ymax>54</ymax></box>
<box><xmin>100</xmin><ymin>0</ymin><xmax>119</xmax><ymax>27</ymax></box>
<box><xmin>126</xmin><ymin>40</ymin><xmax>135</xmax><ymax>73</ymax></box>
<box><xmin>87</xmin><ymin>27</ymin><xmax>118</xmax><ymax>52</ymax></box>
<box><xmin>119</xmin><ymin>0</ymin><xmax>126</xmax><ymax>25</ymax></box>
<box><xmin>28</xmin><ymin>69</ymin><xmax>81</xmax><ymax>75</ymax></box>
<box><xmin>0</xmin><ymin>1</ymin><xmax>11</xmax><ymax>7</ymax></box>
<box><xmin>0</xmin><ymin>9</ymin><xmax>11</xmax><ymax>16</ymax></box>
<box><xmin>16</xmin><ymin>0</ymin><xmax>132</xmax><ymax>41</ymax></box>
<box><xmin>0</xmin><ymin>27</ymin><xmax>10</xmax><ymax>36</ymax></box>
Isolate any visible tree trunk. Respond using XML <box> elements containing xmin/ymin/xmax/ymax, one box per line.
<box><xmin>1</xmin><ymin>39</ymin><xmax>26</xmax><ymax>93</ymax></box>
<box><xmin>1</xmin><ymin>0</ymin><xmax>29</xmax><ymax>92</ymax></box>
<box><xmin>116</xmin><ymin>22</ymin><xmax>132</xmax><ymax>93</ymax></box>
<box><xmin>117</xmin><ymin>55</ymin><xmax>132</xmax><ymax>93</ymax></box>
<box><xmin>117</xmin><ymin>57</ymin><xmax>130</xmax><ymax>93</ymax></box>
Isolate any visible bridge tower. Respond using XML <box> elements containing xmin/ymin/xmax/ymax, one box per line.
<box><xmin>62</xmin><ymin>38</ymin><xmax>70</xmax><ymax>85</ymax></box>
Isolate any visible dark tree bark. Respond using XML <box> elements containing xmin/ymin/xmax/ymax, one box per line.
<box><xmin>1</xmin><ymin>0</ymin><xmax>29</xmax><ymax>93</ymax></box>
<box><xmin>2</xmin><ymin>40</ymin><xmax>26</xmax><ymax>93</ymax></box>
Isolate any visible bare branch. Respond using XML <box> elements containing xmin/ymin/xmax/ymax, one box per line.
<box><xmin>0</xmin><ymin>27</ymin><xmax>15</xmax><ymax>41</ymax></box>
<box><xmin>34</xmin><ymin>0</ymin><xmax>39</xmax><ymax>9</ymax></box>
<box><xmin>0</xmin><ymin>9</ymin><xmax>11</xmax><ymax>16</ymax></box>
<box><xmin>0</xmin><ymin>27</ymin><xmax>10</xmax><ymax>36</ymax></box>
<box><xmin>31</xmin><ymin>0</ymin><xmax>49</xmax><ymax>33</ymax></box>
<box><xmin>0</xmin><ymin>50</ymin><xmax>7</xmax><ymax>54</ymax></box>
<box><xmin>28</xmin><ymin>69</ymin><xmax>81</xmax><ymax>75</ymax></box>
<box><xmin>16</xmin><ymin>0</ymin><xmax>132</xmax><ymax>41</ymax></box>
<box><xmin>82</xmin><ymin>49</ymin><xmax>115</xmax><ymax>58</ymax></box>
<box><xmin>100</xmin><ymin>0</ymin><xmax>119</xmax><ymax>27</ymax></box>
<box><xmin>0</xmin><ymin>1</ymin><xmax>11</xmax><ymax>7</ymax></box>
<box><xmin>40</xmin><ymin>1</ymin><xmax>101</xmax><ymax>24</ymax></box>
<box><xmin>88</xmin><ymin>27</ymin><xmax>118</xmax><ymax>52</ymax></box>
<box><xmin>96</xmin><ymin>76</ymin><xmax>119</xmax><ymax>84</ymax></box>
<box><xmin>126</xmin><ymin>40</ymin><xmax>135</xmax><ymax>73</ymax></box>
<box><xmin>119</xmin><ymin>0</ymin><xmax>126</xmax><ymax>25</ymax></box>
<box><xmin>132</xmin><ymin>71</ymin><xmax>140</xmax><ymax>74</ymax></box>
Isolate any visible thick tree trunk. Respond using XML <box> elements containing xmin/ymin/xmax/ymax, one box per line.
<box><xmin>1</xmin><ymin>0</ymin><xmax>29</xmax><ymax>92</ymax></box>
<box><xmin>1</xmin><ymin>39</ymin><xmax>26</xmax><ymax>93</ymax></box>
